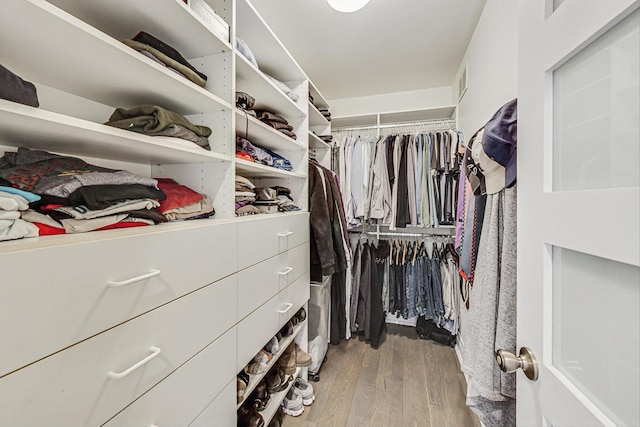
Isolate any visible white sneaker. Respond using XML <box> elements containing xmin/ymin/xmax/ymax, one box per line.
<box><xmin>281</xmin><ymin>388</ymin><xmax>304</xmax><ymax>416</ymax></box>
<box><xmin>293</xmin><ymin>377</ymin><xmax>315</xmax><ymax>406</ymax></box>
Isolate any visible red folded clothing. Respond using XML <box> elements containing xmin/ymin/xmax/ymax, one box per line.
<box><xmin>34</xmin><ymin>222</ymin><xmax>65</xmax><ymax>235</ymax></box>
<box><xmin>155</xmin><ymin>178</ymin><xmax>204</xmax><ymax>214</ymax></box>
<box><xmin>96</xmin><ymin>221</ymin><xmax>150</xmax><ymax>231</ymax></box>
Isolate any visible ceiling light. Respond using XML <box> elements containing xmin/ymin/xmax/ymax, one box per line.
<box><xmin>327</xmin><ymin>0</ymin><xmax>370</xmax><ymax>13</ymax></box>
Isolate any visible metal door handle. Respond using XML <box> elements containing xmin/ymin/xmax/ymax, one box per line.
<box><xmin>496</xmin><ymin>347</ymin><xmax>539</xmax><ymax>381</ymax></box>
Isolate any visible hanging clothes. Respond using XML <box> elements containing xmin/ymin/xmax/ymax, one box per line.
<box><xmin>333</xmin><ymin>129</ymin><xmax>463</xmax><ymax>231</ymax></box>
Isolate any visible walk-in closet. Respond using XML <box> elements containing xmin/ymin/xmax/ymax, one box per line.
<box><xmin>0</xmin><ymin>0</ymin><xmax>638</xmax><ymax>426</ymax></box>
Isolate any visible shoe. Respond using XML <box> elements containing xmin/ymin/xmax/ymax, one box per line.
<box><xmin>293</xmin><ymin>377</ymin><xmax>315</xmax><ymax>406</ymax></box>
<box><xmin>279</xmin><ymin>321</ymin><xmax>293</xmax><ymax>338</ymax></box>
<box><xmin>238</xmin><ymin>405</ymin><xmax>265</xmax><ymax>427</ymax></box>
<box><xmin>281</xmin><ymin>388</ymin><xmax>304</xmax><ymax>417</ymax></box>
<box><xmin>295</xmin><ymin>307</ymin><xmax>306</xmax><ymax>323</ymax></box>
<box><xmin>294</xmin><ymin>343</ymin><xmax>312</xmax><ymax>368</ymax></box>
<box><xmin>246</xmin><ymin>350</ymin><xmax>270</xmax><ymax>374</ymax></box>
<box><xmin>278</xmin><ymin>344</ymin><xmax>296</xmax><ymax>375</ymax></box>
<box><xmin>237</xmin><ymin>371</ymin><xmax>250</xmax><ymax>404</ymax></box>
<box><xmin>265</xmin><ymin>367</ymin><xmax>289</xmax><ymax>394</ymax></box>
<box><xmin>264</xmin><ymin>336</ymin><xmax>279</xmax><ymax>355</ymax></box>
<box><xmin>251</xmin><ymin>379</ymin><xmax>270</xmax><ymax>412</ymax></box>
<box><xmin>268</xmin><ymin>408</ymin><xmax>285</xmax><ymax>427</ymax></box>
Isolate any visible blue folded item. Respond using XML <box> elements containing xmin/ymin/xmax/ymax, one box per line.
<box><xmin>262</xmin><ymin>147</ymin><xmax>293</xmax><ymax>172</ymax></box>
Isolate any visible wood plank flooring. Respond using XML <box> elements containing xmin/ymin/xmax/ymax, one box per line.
<box><xmin>282</xmin><ymin>324</ymin><xmax>481</xmax><ymax>427</ymax></box>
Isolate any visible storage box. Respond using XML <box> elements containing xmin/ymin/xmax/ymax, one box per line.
<box><xmin>187</xmin><ymin>0</ymin><xmax>230</xmax><ymax>43</ymax></box>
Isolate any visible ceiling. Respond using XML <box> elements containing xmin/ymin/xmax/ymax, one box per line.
<box><xmin>250</xmin><ymin>0</ymin><xmax>487</xmax><ymax>101</ymax></box>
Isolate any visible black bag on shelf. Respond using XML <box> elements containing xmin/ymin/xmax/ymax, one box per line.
<box><xmin>415</xmin><ymin>316</ymin><xmax>457</xmax><ymax>348</ymax></box>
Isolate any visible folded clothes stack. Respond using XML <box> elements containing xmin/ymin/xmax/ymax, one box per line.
<box><xmin>105</xmin><ymin>104</ymin><xmax>212</xmax><ymax>151</ymax></box>
<box><xmin>235</xmin><ymin>136</ymin><xmax>293</xmax><ymax>172</ymax></box>
<box><xmin>319</xmin><ymin>135</ymin><xmax>333</xmax><ymax>145</ymax></box>
<box><xmin>123</xmin><ymin>31</ymin><xmax>208</xmax><ymax>87</ymax></box>
<box><xmin>0</xmin><ymin>64</ymin><xmax>39</xmax><ymax>107</ymax></box>
<box><xmin>254</xmin><ymin>185</ymin><xmax>300</xmax><ymax>214</ymax></box>
<box><xmin>0</xmin><ymin>148</ymin><xmax>213</xmax><ymax>241</ymax></box>
<box><xmin>156</xmin><ymin>178</ymin><xmax>214</xmax><ymax>220</ymax></box>
<box><xmin>317</xmin><ymin>106</ymin><xmax>331</xmax><ymax>122</ymax></box>
<box><xmin>257</xmin><ymin>111</ymin><xmax>297</xmax><ymax>140</ymax></box>
<box><xmin>0</xmin><ymin>186</ymin><xmax>39</xmax><ymax>242</ymax></box>
<box><xmin>235</xmin><ymin>175</ymin><xmax>260</xmax><ymax>216</ymax></box>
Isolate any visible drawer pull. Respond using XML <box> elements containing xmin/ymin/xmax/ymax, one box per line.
<box><xmin>278</xmin><ymin>267</ymin><xmax>294</xmax><ymax>275</ymax></box>
<box><xmin>277</xmin><ymin>302</ymin><xmax>294</xmax><ymax>314</ymax></box>
<box><xmin>107</xmin><ymin>269</ymin><xmax>161</xmax><ymax>287</ymax></box>
<box><xmin>277</xmin><ymin>231</ymin><xmax>293</xmax><ymax>237</ymax></box>
<box><xmin>108</xmin><ymin>346</ymin><xmax>162</xmax><ymax>379</ymax></box>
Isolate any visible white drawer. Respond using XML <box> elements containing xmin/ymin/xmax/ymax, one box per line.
<box><xmin>277</xmin><ymin>241</ymin><xmax>310</xmax><ymax>290</ymax></box>
<box><xmin>104</xmin><ymin>327</ymin><xmax>237</xmax><ymax>427</ymax></box>
<box><xmin>278</xmin><ymin>271</ymin><xmax>310</xmax><ymax>327</ymax></box>
<box><xmin>0</xmin><ymin>222</ymin><xmax>237</xmax><ymax>378</ymax></box>
<box><xmin>189</xmin><ymin>380</ymin><xmax>236</xmax><ymax>427</ymax></box>
<box><xmin>237</xmin><ymin>255</ymin><xmax>281</xmax><ymax>321</ymax></box>
<box><xmin>237</xmin><ymin>272</ymin><xmax>310</xmax><ymax>372</ymax></box>
<box><xmin>237</xmin><ymin>213</ymin><xmax>309</xmax><ymax>269</ymax></box>
<box><xmin>0</xmin><ymin>275</ymin><xmax>237</xmax><ymax>427</ymax></box>
<box><xmin>236</xmin><ymin>293</ymin><xmax>281</xmax><ymax>371</ymax></box>
<box><xmin>238</xmin><ymin>242</ymin><xmax>310</xmax><ymax>321</ymax></box>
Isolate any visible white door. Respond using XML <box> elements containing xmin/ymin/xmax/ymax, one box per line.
<box><xmin>517</xmin><ymin>0</ymin><xmax>640</xmax><ymax>425</ymax></box>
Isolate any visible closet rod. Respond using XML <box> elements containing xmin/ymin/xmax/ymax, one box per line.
<box><xmin>333</xmin><ymin>118</ymin><xmax>456</xmax><ymax>132</ymax></box>
<box><xmin>364</xmin><ymin>231</ymin><xmax>453</xmax><ymax>238</ymax></box>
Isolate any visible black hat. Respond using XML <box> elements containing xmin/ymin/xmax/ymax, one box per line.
<box><xmin>482</xmin><ymin>98</ymin><xmax>517</xmax><ymax>188</ymax></box>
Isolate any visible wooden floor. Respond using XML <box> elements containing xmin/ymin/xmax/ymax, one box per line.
<box><xmin>282</xmin><ymin>324</ymin><xmax>481</xmax><ymax>427</ymax></box>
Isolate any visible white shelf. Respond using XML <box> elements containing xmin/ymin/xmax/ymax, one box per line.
<box><xmin>0</xmin><ymin>0</ymin><xmax>231</xmax><ymax>115</ymax></box>
<box><xmin>0</xmin><ymin>100</ymin><xmax>231</xmax><ymax>165</ymax></box>
<box><xmin>235</xmin><ymin>159</ymin><xmax>306</xmax><ymax>179</ymax></box>
<box><xmin>0</xmin><ymin>217</ymin><xmax>236</xmax><ymax>254</ymax></box>
<box><xmin>308</xmin><ymin>102</ymin><xmax>330</xmax><ymax>127</ymax></box>
<box><xmin>332</xmin><ymin>114</ymin><xmax>378</xmax><ymax>129</ymax></box>
<box><xmin>237</xmin><ymin>320</ymin><xmax>305</xmax><ymax>409</ymax></box>
<box><xmin>379</xmin><ymin>107</ymin><xmax>456</xmax><ymax>124</ymax></box>
<box><xmin>235</xmin><ymin>109</ymin><xmax>306</xmax><ymax>152</ymax></box>
<box><xmin>236</xmin><ymin>0</ymin><xmax>306</xmax><ymax>82</ymax></box>
<box><xmin>308</xmin><ymin>81</ymin><xmax>329</xmax><ymax>109</ymax></box>
<box><xmin>308</xmin><ymin>132</ymin><xmax>331</xmax><ymax>150</ymax></box>
<box><xmin>46</xmin><ymin>0</ymin><xmax>231</xmax><ymax>57</ymax></box>
<box><xmin>235</xmin><ymin>54</ymin><xmax>306</xmax><ymax>119</ymax></box>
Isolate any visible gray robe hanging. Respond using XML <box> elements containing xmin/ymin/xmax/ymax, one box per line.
<box><xmin>461</xmin><ymin>185</ymin><xmax>517</xmax><ymax>427</ymax></box>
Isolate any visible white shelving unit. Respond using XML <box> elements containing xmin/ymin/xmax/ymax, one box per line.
<box><xmin>0</xmin><ymin>0</ymin><xmax>312</xmax><ymax>424</ymax></box>
<box><xmin>238</xmin><ymin>320</ymin><xmax>306</xmax><ymax>409</ymax></box>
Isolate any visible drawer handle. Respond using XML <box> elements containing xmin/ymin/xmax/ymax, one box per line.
<box><xmin>277</xmin><ymin>302</ymin><xmax>294</xmax><ymax>314</ymax></box>
<box><xmin>108</xmin><ymin>346</ymin><xmax>162</xmax><ymax>379</ymax></box>
<box><xmin>107</xmin><ymin>269</ymin><xmax>161</xmax><ymax>287</ymax></box>
<box><xmin>278</xmin><ymin>267</ymin><xmax>294</xmax><ymax>275</ymax></box>
<box><xmin>277</xmin><ymin>231</ymin><xmax>293</xmax><ymax>237</ymax></box>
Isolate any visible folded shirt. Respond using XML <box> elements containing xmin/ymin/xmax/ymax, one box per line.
<box><xmin>236</xmin><ymin>37</ymin><xmax>259</xmax><ymax>68</ymax></box>
<box><xmin>0</xmin><ymin>191</ymin><xmax>29</xmax><ymax>211</ymax></box>
<box><xmin>50</xmin><ymin>198</ymin><xmax>160</xmax><ymax>220</ymax></box>
<box><xmin>156</xmin><ymin>178</ymin><xmax>205</xmax><ymax>214</ymax></box>
<box><xmin>106</xmin><ymin>105</ymin><xmax>211</xmax><ymax>138</ymax></box>
<box><xmin>0</xmin><ymin>218</ymin><xmax>38</xmax><ymax>241</ymax></box>
<box><xmin>0</xmin><ymin>64</ymin><xmax>39</xmax><ymax>107</ymax></box>
<box><xmin>163</xmin><ymin>196</ymin><xmax>214</xmax><ymax>220</ymax></box>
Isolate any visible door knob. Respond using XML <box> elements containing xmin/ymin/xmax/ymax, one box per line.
<box><xmin>496</xmin><ymin>346</ymin><xmax>539</xmax><ymax>381</ymax></box>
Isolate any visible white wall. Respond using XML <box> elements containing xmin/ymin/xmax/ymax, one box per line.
<box><xmin>453</xmin><ymin>0</ymin><xmax>518</xmax><ymax>141</ymax></box>
<box><xmin>328</xmin><ymin>86</ymin><xmax>453</xmax><ymax>118</ymax></box>
<box><xmin>453</xmin><ymin>0</ymin><xmax>518</xmax><ymax>363</ymax></box>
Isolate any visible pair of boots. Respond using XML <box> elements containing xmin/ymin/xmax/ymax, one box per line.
<box><xmin>278</xmin><ymin>342</ymin><xmax>311</xmax><ymax>375</ymax></box>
